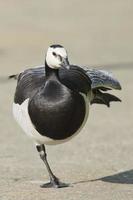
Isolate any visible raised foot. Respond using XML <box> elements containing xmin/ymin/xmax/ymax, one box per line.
<box><xmin>40</xmin><ymin>179</ymin><xmax>70</xmax><ymax>188</ymax></box>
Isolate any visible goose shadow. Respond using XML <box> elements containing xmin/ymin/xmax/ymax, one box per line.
<box><xmin>73</xmin><ymin>169</ymin><xmax>133</xmax><ymax>185</ymax></box>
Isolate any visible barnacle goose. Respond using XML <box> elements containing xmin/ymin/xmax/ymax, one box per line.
<box><xmin>11</xmin><ymin>44</ymin><xmax>121</xmax><ymax>188</ymax></box>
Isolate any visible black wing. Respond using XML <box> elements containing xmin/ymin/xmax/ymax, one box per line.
<box><xmin>14</xmin><ymin>66</ymin><xmax>46</xmax><ymax>104</ymax></box>
<box><xmin>59</xmin><ymin>65</ymin><xmax>92</xmax><ymax>94</ymax></box>
<box><xmin>14</xmin><ymin>65</ymin><xmax>92</xmax><ymax>105</ymax></box>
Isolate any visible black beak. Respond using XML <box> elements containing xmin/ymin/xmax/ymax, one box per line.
<box><xmin>61</xmin><ymin>58</ymin><xmax>70</xmax><ymax>69</ymax></box>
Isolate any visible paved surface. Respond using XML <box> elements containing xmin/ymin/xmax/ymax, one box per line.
<box><xmin>0</xmin><ymin>1</ymin><xmax>133</xmax><ymax>200</ymax></box>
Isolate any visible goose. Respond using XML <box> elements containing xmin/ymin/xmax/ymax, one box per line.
<box><xmin>11</xmin><ymin>44</ymin><xmax>121</xmax><ymax>188</ymax></box>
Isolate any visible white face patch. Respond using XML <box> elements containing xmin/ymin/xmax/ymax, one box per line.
<box><xmin>46</xmin><ymin>46</ymin><xmax>67</xmax><ymax>69</ymax></box>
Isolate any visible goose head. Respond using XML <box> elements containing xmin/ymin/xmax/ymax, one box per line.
<box><xmin>45</xmin><ymin>44</ymin><xmax>70</xmax><ymax>69</ymax></box>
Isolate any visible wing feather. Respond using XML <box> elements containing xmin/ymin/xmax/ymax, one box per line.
<box><xmin>11</xmin><ymin>64</ymin><xmax>121</xmax><ymax>107</ymax></box>
<box><xmin>84</xmin><ymin>68</ymin><xmax>122</xmax><ymax>90</ymax></box>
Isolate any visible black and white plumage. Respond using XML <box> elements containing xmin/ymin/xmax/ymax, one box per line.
<box><xmin>11</xmin><ymin>44</ymin><xmax>121</xmax><ymax>188</ymax></box>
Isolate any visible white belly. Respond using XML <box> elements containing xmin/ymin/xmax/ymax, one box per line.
<box><xmin>13</xmin><ymin>94</ymin><xmax>90</xmax><ymax>145</ymax></box>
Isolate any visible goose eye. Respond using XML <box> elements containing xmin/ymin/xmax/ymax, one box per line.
<box><xmin>52</xmin><ymin>52</ymin><xmax>57</xmax><ymax>56</ymax></box>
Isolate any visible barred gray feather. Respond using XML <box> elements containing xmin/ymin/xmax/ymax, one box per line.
<box><xmin>84</xmin><ymin>68</ymin><xmax>121</xmax><ymax>90</ymax></box>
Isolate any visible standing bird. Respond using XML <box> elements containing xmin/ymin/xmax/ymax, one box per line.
<box><xmin>11</xmin><ymin>44</ymin><xmax>121</xmax><ymax>188</ymax></box>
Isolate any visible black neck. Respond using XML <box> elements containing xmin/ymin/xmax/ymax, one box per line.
<box><xmin>45</xmin><ymin>61</ymin><xmax>59</xmax><ymax>80</ymax></box>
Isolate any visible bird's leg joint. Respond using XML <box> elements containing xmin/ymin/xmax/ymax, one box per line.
<box><xmin>36</xmin><ymin>145</ymin><xmax>47</xmax><ymax>160</ymax></box>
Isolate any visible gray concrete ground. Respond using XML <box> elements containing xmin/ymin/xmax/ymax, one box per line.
<box><xmin>0</xmin><ymin>1</ymin><xmax>133</xmax><ymax>200</ymax></box>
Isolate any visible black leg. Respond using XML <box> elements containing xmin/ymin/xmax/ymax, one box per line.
<box><xmin>36</xmin><ymin>144</ymin><xmax>69</xmax><ymax>188</ymax></box>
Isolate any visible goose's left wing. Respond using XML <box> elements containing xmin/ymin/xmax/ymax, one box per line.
<box><xmin>81</xmin><ymin>67</ymin><xmax>122</xmax><ymax>91</ymax></box>
<box><xmin>81</xmin><ymin>66</ymin><xmax>122</xmax><ymax>107</ymax></box>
